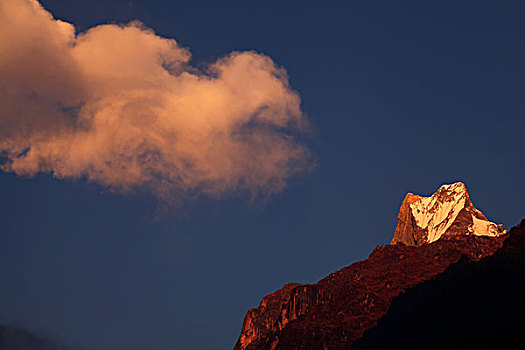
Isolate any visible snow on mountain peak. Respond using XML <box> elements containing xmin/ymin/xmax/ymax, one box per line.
<box><xmin>409</xmin><ymin>182</ymin><xmax>468</xmax><ymax>243</ymax></box>
<box><xmin>392</xmin><ymin>182</ymin><xmax>506</xmax><ymax>246</ymax></box>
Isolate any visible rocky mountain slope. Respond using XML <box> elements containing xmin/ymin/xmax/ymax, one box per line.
<box><xmin>234</xmin><ymin>235</ymin><xmax>507</xmax><ymax>350</ymax></box>
<box><xmin>354</xmin><ymin>219</ymin><xmax>525</xmax><ymax>350</ymax></box>
<box><xmin>234</xmin><ymin>183</ymin><xmax>514</xmax><ymax>350</ymax></box>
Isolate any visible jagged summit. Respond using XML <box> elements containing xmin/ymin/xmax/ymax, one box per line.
<box><xmin>391</xmin><ymin>182</ymin><xmax>505</xmax><ymax>246</ymax></box>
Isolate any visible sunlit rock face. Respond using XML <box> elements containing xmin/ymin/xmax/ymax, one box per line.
<box><xmin>236</xmin><ymin>283</ymin><xmax>303</xmax><ymax>350</ymax></box>
<box><xmin>391</xmin><ymin>182</ymin><xmax>506</xmax><ymax>246</ymax></box>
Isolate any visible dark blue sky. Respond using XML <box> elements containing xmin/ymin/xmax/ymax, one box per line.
<box><xmin>1</xmin><ymin>1</ymin><xmax>524</xmax><ymax>349</ymax></box>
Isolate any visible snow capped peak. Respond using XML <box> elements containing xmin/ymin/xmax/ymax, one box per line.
<box><xmin>409</xmin><ymin>182</ymin><xmax>468</xmax><ymax>243</ymax></box>
<box><xmin>440</xmin><ymin>182</ymin><xmax>467</xmax><ymax>191</ymax></box>
<box><xmin>392</xmin><ymin>182</ymin><xmax>506</xmax><ymax>246</ymax></box>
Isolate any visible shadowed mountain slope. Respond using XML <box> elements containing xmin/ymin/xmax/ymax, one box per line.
<box><xmin>354</xmin><ymin>219</ymin><xmax>525</xmax><ymax>350</ymax></box>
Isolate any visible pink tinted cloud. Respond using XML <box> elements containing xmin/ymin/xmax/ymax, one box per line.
<box><xmin>0</xmin><ymin>0</ymin><xmax>313</xmax><ymax>202</ymax></box>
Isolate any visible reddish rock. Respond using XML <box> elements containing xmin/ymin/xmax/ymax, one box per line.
<box><xmin>234</xmin><ymin>234</ymin><xmax>507</xmax><ymax>350</ymax></box>
<box><xmin>391</xmin><ymin>192</ymin><xmax>427</xmax><ymax>246</ymax></box>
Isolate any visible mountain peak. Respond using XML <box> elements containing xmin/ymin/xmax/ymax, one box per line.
<box><xmin>391</xmin><ymin>182</ymin><xmax>505</xmax><ymax>246</ymax></box>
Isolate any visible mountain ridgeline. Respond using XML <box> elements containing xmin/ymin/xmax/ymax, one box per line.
<box><xmin>235</xmin><ymin>182</ymin><xmax>521</xmax><ymax>349</ymax></box>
